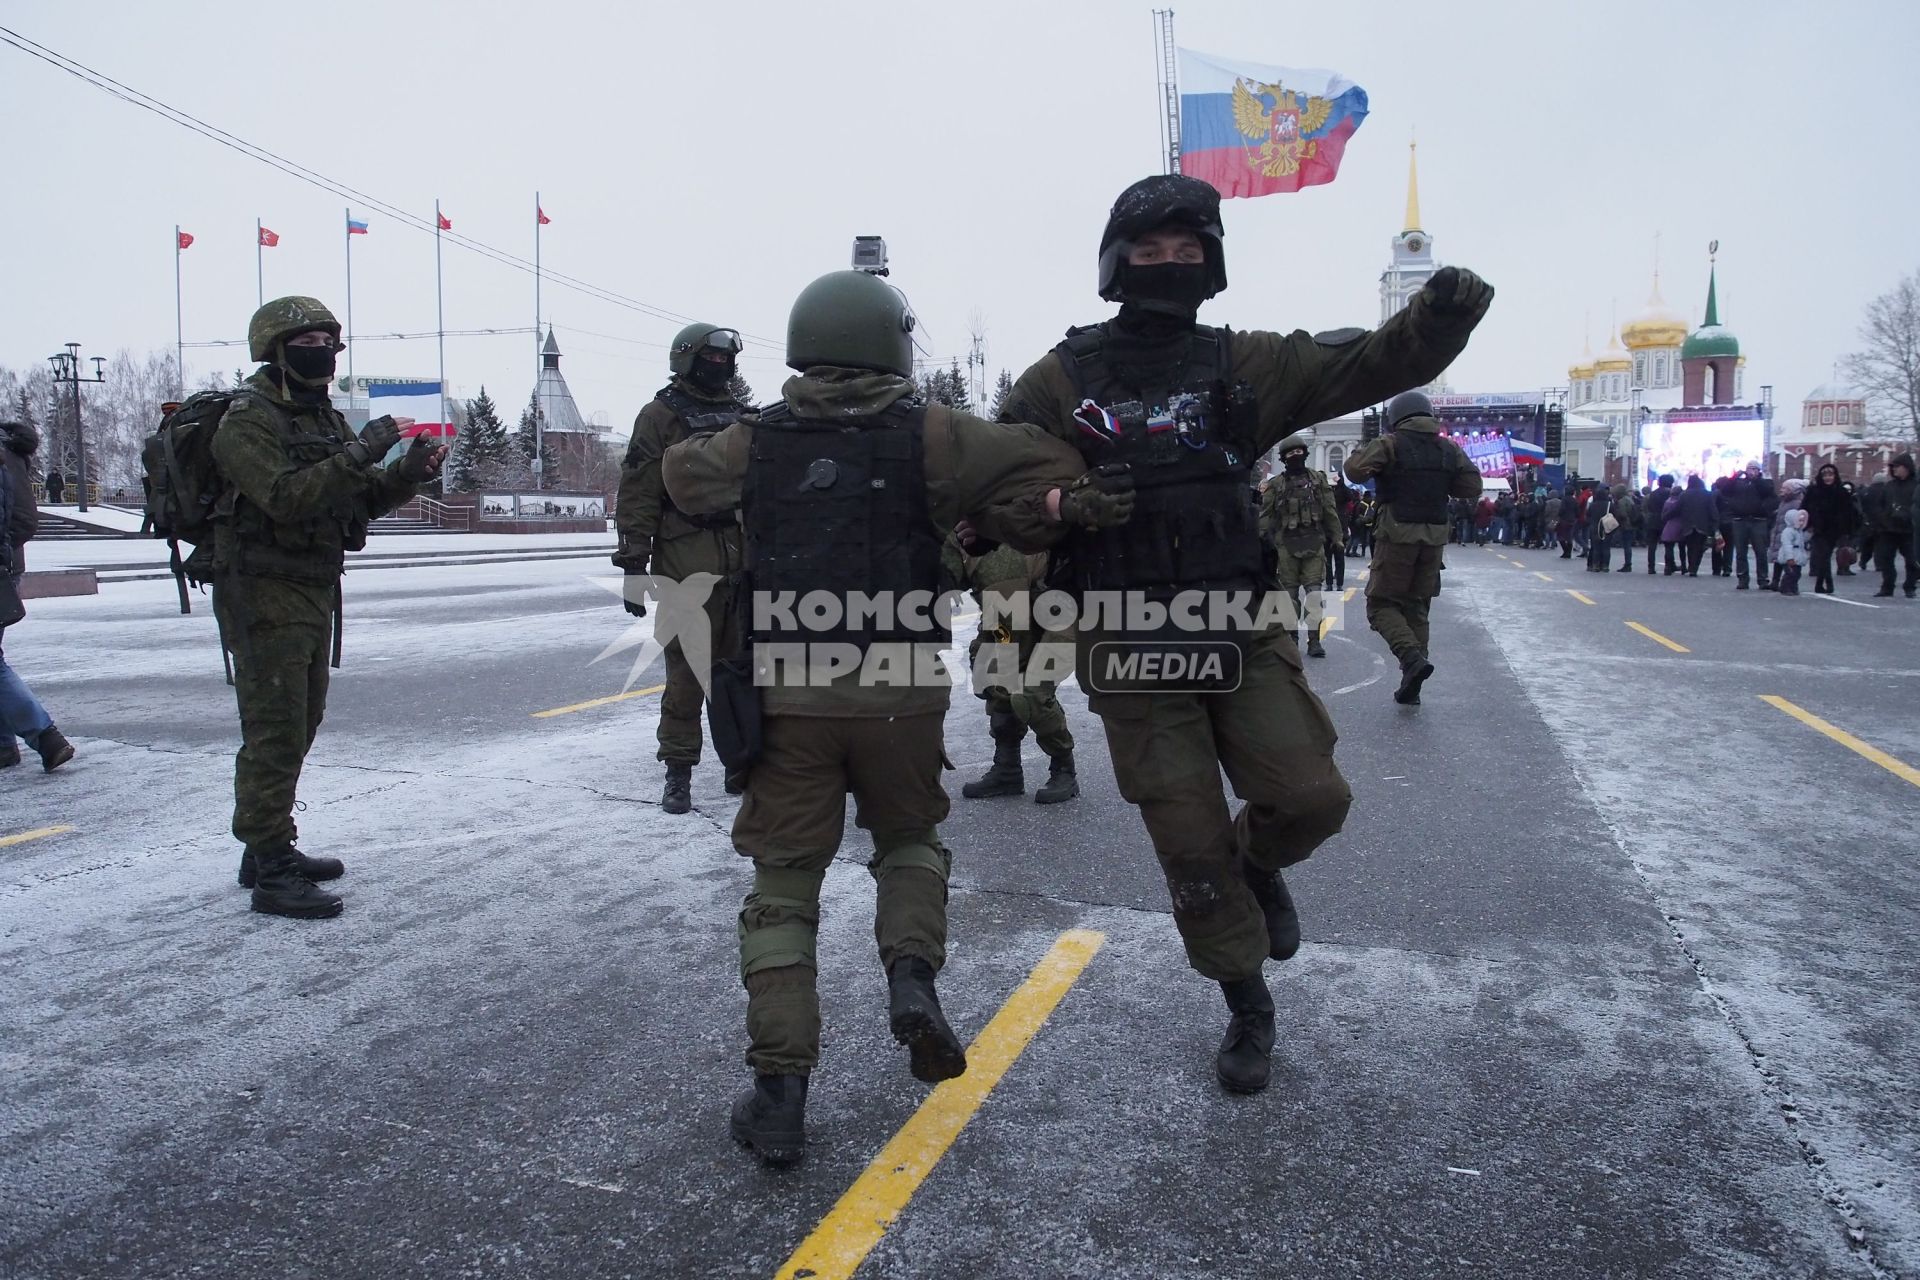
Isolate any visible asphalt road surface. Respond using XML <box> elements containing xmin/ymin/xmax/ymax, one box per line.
<box><xmin>4</xmin><ymin>544</ymin><xmax>1915</xmax><ymax>1279</ymax></box>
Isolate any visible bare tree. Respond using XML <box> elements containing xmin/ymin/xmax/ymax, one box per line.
<box><xmin>1845</xmin><ymin>270</ymin><xmax>1920</xmax><ymax>446</ymax></box>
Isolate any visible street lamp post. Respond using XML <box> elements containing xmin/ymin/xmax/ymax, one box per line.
<box><xmin>47</xmin><ymin>342</ymin><xmax>106</xmax><ymax>514</ymax></box>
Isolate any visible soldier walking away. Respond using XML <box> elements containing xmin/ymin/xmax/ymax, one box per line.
<box><xmin>948</xmin><ymin>537</ymin><xmax>1078</xmax><ymax>803</ymax></box>
<box><xmin>999</xmin><ymin>175</ymin><xmax>1492</xmax><ymax>1093</ymax></box>
<box><xmin>213</xmin><ymin>296</ymin><xmax>445</xmax><ymax>919</ymax></box>
<box><xmin>1260</xmin><ymin>433</ymin><xmax>1343</xmax><ymax>658</ymax></box>
<box><xmin>2</xmin><ymin>420</ymin><xmax>74</xmax><ymax>771</ymax></box>
<box><xmin>663</xmin><ymin>270</ymin><xmax>1107</xmax><ymax>1166</ymax></box>
<box><xmin>1344</xmin><ymin>391</ymin><xmax>1484</xmax><ymax>707</ymax></box>
<box><xmin>614</xmin><ymin>323</ymin><xmax>751</xmax><ymax>813</ymax></box>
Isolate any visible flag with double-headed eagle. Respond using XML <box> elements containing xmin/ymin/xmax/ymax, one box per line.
<box><xmin>1176</xmin><ymin>49</ymin><xmax>1369</xmax><ymax>199</ymax></box>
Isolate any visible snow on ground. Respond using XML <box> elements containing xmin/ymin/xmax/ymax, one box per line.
<box><xmin>25</xmin><ymin>529</ymin><xmax>616</xmax><ymax>572</ymax></box>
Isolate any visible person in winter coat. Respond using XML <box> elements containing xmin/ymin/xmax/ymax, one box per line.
<box><xmin>42</xmin><ymin>469</ymin><xmax>64</xmax><ymax>504</ymax></box>
<box><xmin>1775</xmin><ymin>508</ymin><xmax>1809</xmax><ymax>596</ymax></box>
<box><xmin>0</xmin><ymin>420</ymin><xmax>74</xmax><ymax>772</ymax></box>
<box><xmin>1642</xmin><ymin>474</ymin><xmax>1677</xmax><ymax>574</ymax></box>
<box><xmin>1675</xmin><ymin>474</ymin><xmax>1719</xmax><ymax>576</ymax></box>
<box><xmin>1492</xmin><ymin>490</ymin><xmax>1514</xmax><ymax>545</ymax></box>
<box><xmin>1611</xmin><ymin>483</ymin><xmax>1640</xmax><ymax>571</ymax></box>
<box><xmin>1861</xmin><ymin>454</ymin><xmax>1918</xmax><ymax>597</ymax></box>
<box><xmin>1549</xmin><ymin>489</ymin><xmax>1574</xmax><ymax>557</ymax></box>
<box><xmin>1721</xmin><ymin>461</ymin><xmax>1779</xmax><ymax>589</ymax></box>
<box><xmin>1801</xmin><ymin>463</ymin><xmax>1857</xmax><ymax>594</ymax></box>
<box><xmin>1473</xmin><ymin>495</ymin><xmax>1494</xmax><ymax>544</ymax></box>
<box><xmin>1584</xmin><ymin>484</ymin><xmax>1614</xmax><ymax>572</ymax></box>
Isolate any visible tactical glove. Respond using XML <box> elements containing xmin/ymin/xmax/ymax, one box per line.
<box><xmin>1420</xmin><ymin>266</ymin><xmax>1495</xmax><ymax>318</ymax></box>
<box><xmin>1057</xmin><ymin>464</ymin><xmax>1136</xmax><ymax>529</ymax></box>
<box><xmin>622</xmin><ymin>568</ymin><xmax>648</xmax><ymax>618</ymax></box>
<box><xmin>347</xmin><ymin>415</ymin><xmax>402</xmax><ymax>466</ymax></box>
<box><xmin>395</xmin><ymin>434</ymin><xmax>444</xmax><ymax>483</ymax></box>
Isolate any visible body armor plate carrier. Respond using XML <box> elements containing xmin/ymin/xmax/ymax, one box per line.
<box><xmin>742</xmin><ymin>398</ymin><xmax>947</xmax><ymax>650</ymax></box>
<box><xmin>1376</xmin><ymin>429</ymin><xmax>1451</xmax><ymax>526</ymax></box>
<box><xmin>1053</xmin><ymin>323</ymin><xmax>1264</xmax><ymax>596</ymax></box>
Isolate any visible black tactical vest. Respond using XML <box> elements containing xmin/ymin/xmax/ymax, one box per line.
<box><xmin>742</xmin><ymin>399</ymin><xmax>947</xmax><ymax>649</ymax></box>
<box><xmin>658</xmin><ymin>385</ymin><xmax>750</xmax><ymax>529</ymax></box>
<box><xmin>1377</xmin><ymin>429</ymin><xmax>1452</xmax><ymax>525</ymax></box>
<box><xmin>1053</xmin><ymin>324</ymin><xmax>1264</xmax><ymax>595</ymax></box>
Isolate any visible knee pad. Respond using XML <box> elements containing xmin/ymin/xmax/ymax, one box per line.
<box><xmin>869</xmin><ymin>834</ymin><xmax>952</xmax><ymax>884</ymax></box>
<box><xmin>738</xmin><ymin>864</ymin><xmax>826</xmax><ymax>979</ymax></box>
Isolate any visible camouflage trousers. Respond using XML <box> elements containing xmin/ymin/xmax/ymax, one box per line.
<box><xmin>214</xmin><ymin>577</ymin><xmax>334</xmax><ymax>852</ymax></box>
<box><xmin>1364</xmin><ymin>540</ymin><xmax>1443</xmax><ymax>661</ymax></box>
<box><xmin>967</xmin><ymin>628</ymin><xmax>1073</xmax><ymax>758</ymax></box>
<box><xmin>1273</xmin><ymin>542</ymin><xmax>1330</xmax><ymax>640</ymax></box>
<box><xmin>728</xmin><ymin>711</ymin><xmax>953</xmax><ymax>1076</ymax></box>
<box><xmin>1085</xmin><ymin>626</ymin><xmax>1351</xmax><ymax>982</ymax></box>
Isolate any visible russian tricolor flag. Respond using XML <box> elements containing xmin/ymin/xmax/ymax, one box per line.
<box><xmin>347</xmin><ymin>217</ymin><xmax>369</xmax><ymax>235</ymax></box>
<box><xmin>1177</xmin><ymin>49</ymin><xmax>1369</xmax><ymax>199</ymax></box>
<box><xmin>367</xmin><ymin>381</ymin><xmax>457</xmax><ymax>443</ymax></box>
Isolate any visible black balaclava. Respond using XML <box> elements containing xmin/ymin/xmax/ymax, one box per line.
<box><xmin>688</xmin><ymin>352</ymin><xmax>734</xmax><ymax>394</ymax></box>
<box><xmin>1282</xmin><ymin>447</ymin><xmax>1308</xmax><ymax>474</ymax></box>
<box><xmin>274</xmin><ymin>334</ymin><xmax>338</xmax><ymax>402</ymax></box>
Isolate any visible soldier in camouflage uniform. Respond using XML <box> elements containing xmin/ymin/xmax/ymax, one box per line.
<box><xmin>213</xmin><ymin>296</ymin><xmax>445</xmax><ymax>919</ymax></box>
<box><xmin>613</xmin><ymin>323</ymin><xmax>751</xmax><ymax>813</ymax></box>
<box><xmin>663</xmin><ymin>270</ymin><xmax>1118</xmax><ymax>1167</ymax></box>
<box><xmin>1259</xmin><ymin>433</ymin><xmax>1342</xmax><ymax>659</ymax></box>
<box><xmin>999</xmin><ymin>175</ymin><xmax>1492</xmax><ymax>1093</ymax></box>
<box><xmin>1343</xmin><ymin>390</ymin><xmax>1483</xmax><ymax>706</ymax></box>
<box><xmin>949</xmin><ymin>535</ymin><xmax>1078</xmax><ymax>804</ymax></box>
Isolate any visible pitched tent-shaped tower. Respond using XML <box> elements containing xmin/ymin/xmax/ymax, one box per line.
<box><xmin>528</xmin><ymin>327</ymin><xmax>604</xmax><ymax>492</ymax></box>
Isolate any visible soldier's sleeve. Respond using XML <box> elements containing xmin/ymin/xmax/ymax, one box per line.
<box><xmin>998</xmin><ymin>353</ymin><xmax>1079</xmax><ymax>444</ymax></box>
<box><xmin>1237</xmin><ymin>284</ymin><xmax>1490</xmax><ymax>455</ymax></box>
<box><xmin>366</xmin><ymin>457</ymin><xmax>419</xmax><ymax>520</ymax></box>
<box><xmin>211</xmin><ymin>399</ymin><xmax>386</xmax><ymax>525</ymax></box>
<box><xmin>1318</xmin><ymin>480</ymin><xmax>1344</xmax><ymax>542</ymax></box>
<box><xmin>1449</xmin><ymin>444</ymin><xmax>1485</xmax><ymax>502</ymax></box>
<box><xmin>614</xmin><ymin>404</ymin><xmax>671</xmax><ymax>569</ymax></box>
<box><xmin>662</xmin><ymin>420</ymin><xmax>749</xmax><ymax>517</ymax></box>
<box><xmin>936</xmin><ymin>406</ymin><xmax>1084</xmax><ymax>554</ymax></box>
<box><xmin>1343</xmin><ymin>437</ymin><xmax>1392</xmax><ymax>484</ymax></box>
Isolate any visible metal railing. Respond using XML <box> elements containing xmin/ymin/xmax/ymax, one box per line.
<box><xmin>413</xmin><ymin>495</ymin><xmax>471</xmax><ymax>531</ymax></box>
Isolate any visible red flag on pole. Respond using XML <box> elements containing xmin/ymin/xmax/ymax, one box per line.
<box><xmin>436</xmin><ymin>211</ymin><xmax>453</xmax><ymax>230</ymax></box>
<box><xmin>537</xmin><ymin>206</ymin><xmax>551</xmax><ymax>225</ymax></box>
<box><xmin>177</xmin><ymin>231</ymin><xmax>194</xmax><ymax>250</ymax></box>
<box><xmin>258</xmin><ymin>226</ymin><xmax>280</xmax><ymax>247</ymax></box>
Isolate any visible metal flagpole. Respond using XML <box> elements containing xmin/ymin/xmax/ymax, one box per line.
<box><xmin>435</xmin><ymin>199</ymin><xmax>447</xmax><ymax>487</ymax></box>
<box><xmin>255</xmin><ymin>217</ymin><xmax>263</xmax><ymax>307</ymax></box>
<box><xmin>344</xmin><ymin>207</ymin><xmax>355</xmax><ymax>394</ymax></box>
<box><xmin>173</xmin><ymin>225</ymin><xmax>185</xmax><ymax>397</ymax></box>
<box><xmin>534</xmin><ymin>190</ymin><xmax>543</xmax><ymax>490</ymax></box>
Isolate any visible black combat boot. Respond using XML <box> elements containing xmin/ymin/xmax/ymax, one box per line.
<box><xmin>729</xmin><ymin>1073</ymin><xmax>809</xmax><ymax>1168</ymax></box>
<box><xmin>887</xmin><ymin>956</ymin><xmax>967</xmax><ymax>1083</ymax></box>
<box><xmin>0</xmin><ymin>739</ymin><xmax>19</xmax><ymax>768</ymax></box>
<box><xmin>960</xmin><ymin>737</ymin><xmax>1024</xmax><ymax>799</ymax></box>
<box><xmin>1033</xmin><ymin>751</ymin><xmax>1078</xmax><ymax>804</ymax></box>
<box><xmin>238</xmin><ymin>844</ymin><xmax>345</xmax><ymax>889</ymax></box>
<box><xmin>662</xmin><ymin>762</ymin><xmax>693</xmax><ymax>814</ymax></box>
<box><xmin>1244</xmin><ymin>861</ymin><xmax>1301</xmax><ymax>961</ymax></box>
<box><xmin>1306</xmin><ymin>630</ymin><xmax>1326</xmax><ymax>658</ymax></box>
<box><xmin>724</xmin><ymin>767</ymin><xmax>747</xmax><ymax>796</ymax></box>
<box><xmin>1216</xmin><ymin>975</ymin><xmax>1277</xmax><ymax>1094</ymax></box>
<box><xmin>1393</xmin><ymin>650</ymin><xmax>1434</xmax><ymax>705</ymax></box>
<box><xmin>249</xmin><ymin>845</ymin><xmax>344</xmax><ymax>920</ymax></box>
<box><xmin>32</xmin><ymin>725</ymin><xmax>74</xmax><ymax>772</ymax></box>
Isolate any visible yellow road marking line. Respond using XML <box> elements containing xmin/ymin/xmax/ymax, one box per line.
<box><xmin>1318</xmin><ymin>616</ymin><xmax>1334</xmax><ymax>639</ymax></box>
<box><xmin>1341</xmin><ymin>587</ymin><xmax>1356</xmax><ymax>602</ymax></box>
<box><xmin>1567</xmin><ymin>590</ymin><xmax>1596</xmax><ymax>605</ymax></box>
<box><xmin>1760</xmin><ymin>696</ymin><xmax>1920</xmax><ymax>789</ymax></box>
<box><xmin>1625</xmin><ymin>620</ymin><xmax>1689</xmax><ymax>653</ymax></box>
<box><xmin>1509</xmin><ymin>559</ymin><xmax>1525</xmax><ymax>568</ymax></box>
<box><xmin>0</xmin><ymin>824</ymin><xmax>75</xmax><ymax>848</ymax></box>
<box><xmin>531</xmin><ymin>684</ymin><xmax>665</xmax><ymax>719</ymax></box>
<box><xmin>773</xmin><ymin>929</ymin><xmax>1106</xmax><ymax>1280</ymax></box>
<box><xmin>1533</xmin><ymin>572</ymin><xmax>1553</xmax><ymax>582</ymax></box>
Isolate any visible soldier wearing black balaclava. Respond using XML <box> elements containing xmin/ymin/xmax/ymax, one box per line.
<box><xmin>999</xmin><ymin>174</ymin><xmax>1493</xmax><ymax>1093</ymax></box>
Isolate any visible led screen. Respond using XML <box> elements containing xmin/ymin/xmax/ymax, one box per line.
<box><xmin>1639</xmin><ymin>420</ymin><xmax>1765</xmax><ymax>488</ymax></box>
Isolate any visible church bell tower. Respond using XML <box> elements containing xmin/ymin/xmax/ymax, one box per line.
<box><xmin>1380</xmin><ymin>139</ymin><xmax>1438</xmax><ymax>323</ymax></box>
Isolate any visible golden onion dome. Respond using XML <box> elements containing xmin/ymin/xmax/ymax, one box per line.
<box><xmin>1593</xmin><ymin>329</ymin><xmax>1632</xmax><ymax>372</ymax></box>
<box><xmin>1621</xmin><ymin>276</ymin><xmax>1688</xmax><ymax>350</ymax></box>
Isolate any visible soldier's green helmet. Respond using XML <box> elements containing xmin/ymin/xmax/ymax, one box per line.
<box><xmin>1278</xmin><ymin>432</ymin><xmax>1311</xmax><ymax>458</ymax></box>
<box><xmin>668</xmin><ymin>322</ymin><xmax>744</xmax><ymax>377</ymax></box>
<box><xmin>248</xmin><ymin>296</ymin><xmax>341</xmax><ymax>362</ymax></box>
<box><xmin>1386</xmin><ymin>390</ymin><xmax>1434</xmax><ymax>430</ymax></box>
<box><xmin>786</xmin><ymin>270</ymin><xmax>916</xmax><ymax>377</ymax></box>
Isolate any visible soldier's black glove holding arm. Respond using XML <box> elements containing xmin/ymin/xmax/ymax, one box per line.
<box><xmin>346</xmin><ymin>415</ymin><xmax>402</xmax><ymax>467</ymax></box>
<box><xmin>1419</xmin><ymin>266</ymin><xmax>1495</xmax><ymax>319</ymax></box>
<box><xmin>1054</xmin><ymin>463</ymin><xmax>1136</xmax><ymax>529</ymax></box>
<box><xmin>622</xmin><ymin>569</ymin><xmax>648</xmax><ymax>618</ymax></box>
<box><xmin>394</xmin><ymin>434</ymin><xmax>447</xmax><ymax>484</ymax></box>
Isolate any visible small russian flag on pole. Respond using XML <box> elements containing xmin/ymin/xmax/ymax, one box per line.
<box><xmin>347</xmin><ymin>217</ymin><xmax>369</xmax><ymax>235</ymax></box>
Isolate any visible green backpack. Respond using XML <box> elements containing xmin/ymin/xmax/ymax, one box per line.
<box><xmin>142</xmin><ymin>390</ymin><xmax>251</xmax><ymax>613</ymax></box>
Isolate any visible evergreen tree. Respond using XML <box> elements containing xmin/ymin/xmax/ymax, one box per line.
<box><xmin>946</xmin><ymin>358</ymin><xmax>973</xmax><ymax>414</ymax></box>
<box><xmin>918</xmin><ymin>365</ymin><xmax>967</xmax><ymax>408</ymax></box>
<box><xmin>989</xmin><ymin>369</ymin><xmax>1015</xmax><ymax>421</ymax></box>
<box><xmin>448</xmin><ymin>386</ymin><xmax>512</xmax><ymax>492</ymax></box>
<box><xmin>726</xmin><ymin>372</ymin><xmax>757</xmax><ymax>407</ymax></box>
<box><xmin>515</xmin><ymin>393</ymin><xmax>558</xmax><ymax>484</ymax></box>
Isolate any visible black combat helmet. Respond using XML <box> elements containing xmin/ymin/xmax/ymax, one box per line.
<box><xmin>1386</xmin><ymin>390</ymin><xmax>1434</xmax><ymax>430</ymax></box>
<box><xmin>1098</xmin><ymin>174</ymin><xmax>1227</xmax><ymax>302</ymax></box>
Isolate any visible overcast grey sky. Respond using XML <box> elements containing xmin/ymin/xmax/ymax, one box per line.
<box><xmin>3</xmin><ymin>0</ymin><xmax>1916</xmax><ymax>427</ymax></box>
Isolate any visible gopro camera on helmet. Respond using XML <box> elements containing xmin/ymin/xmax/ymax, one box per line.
<box><xmin>852</xmin><ymin>235</ymin><xmax>889</xmax><ymax>277</ymax></box>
